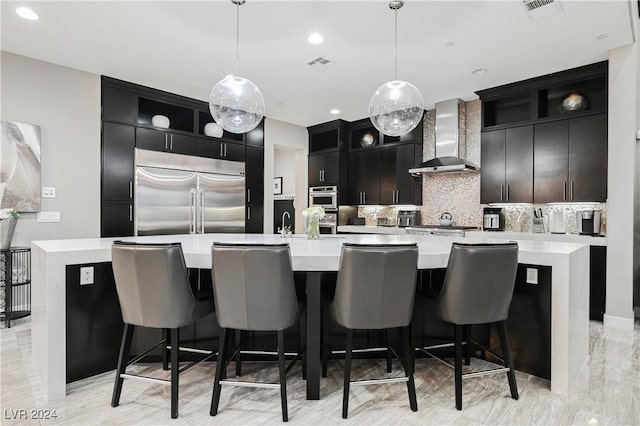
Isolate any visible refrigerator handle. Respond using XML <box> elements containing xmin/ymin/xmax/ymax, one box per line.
<box><xmin>200</xmin><ymin>190</ymin><xmax>205</xmax><ymax>233</ymax></box>
<box><xmin>189</xmin><ymin>189</ymin><xmax>196</xmax><ymax>234</ymax></box>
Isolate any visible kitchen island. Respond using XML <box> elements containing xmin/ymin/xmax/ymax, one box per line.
<box><xmin>32</xmin><ymin>233</ymin><xmax>589</xmax><ymax>401</ymax></box>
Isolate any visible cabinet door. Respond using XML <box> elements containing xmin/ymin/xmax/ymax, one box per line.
<box><xmin>102</xmin><ymin>123</ymin><xmax>135</xmax><ymax>201</ymax></box>
<box><xmin>222</xmin><ymin>142</ymin><xmax>246</xmax><ymax>162</ymax></box>
<box><xmin>395</xmin><ymin>144</ymin><xmax>421</xmax><ymax>205</ymax></box>
<box><xmin>534</xmin><ymin>121</ymin><xmax>569</xmax><ymax>203</ymax></box>
<box><xmin>505</xmin><ymin>126</ymin><xmax>534</xmax><ymax>203</ymax></box>
<box><xmin>569</xmin><ymin>114</ymin><xmax>607</xmax><ymax>202</ymax></box>
<box><xmin>379</xmin><ymin>147</ymin><xmax>398</xmax><ymax>205</ymax></box>
<box><xmin>101</xmin><ymin>201</ymin><xmax>133</xmax><ymax>237</ymax></box>
<box><xmin>168</xmin><ymin>133</ymin><xmax>196</xmax><ymax>156</ymax></box>
<box><xmin>246</xmin><ymin>146</ymin><xmax>264</xmax><ymax>233</ymax></box>
<box><xmin>102</xmin><ymin>86</ymin><xmax>136</xmax><ymax>124</ymax></box>
<box><xmin>197</xmin><ymin>138</ymin><xmax>223</xmax><ymax>159</ymax></box>
<box><xmin>308</xmin><ymin>152</ymin><xmax>338</xmax><ymax>186</ymax></box>
<box><xmin>349</xmin><ymin>150</ymin><xmax>380</xmax><ymax>205</ymax></box>
<box><xmin>480</xmin><ymin>130</ymin><xmax>506</xmax><ymax>204</ymax></box>
<box><xmin>136</xmin><ymin>127</ymin><xmax>168</xmax><ymax>152</ymax></box>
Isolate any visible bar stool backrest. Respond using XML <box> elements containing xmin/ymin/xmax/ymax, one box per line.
<box><xmin>332</xmin><ymin>243</ymin><xmax>418</xmax><ymax>330</ymax></box>
<box><xmin>211</xmin><ymin>243</ymin><xmax>297</xmax><ymax>331</ymax></box>
<box><xmin>437</xmin><ymin>242</ymin><xmax>519</xmax><ymax>325</ymax></box>
<box><xmin>111</xmin><ymin>241</ymin><xmax>199</xmax><ymax>329</ymax></box>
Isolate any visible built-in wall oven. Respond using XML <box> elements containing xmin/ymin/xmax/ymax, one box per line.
<box><xmin>309</xmin><ymin>186</ymin><xmax>338</xmax><ymax>210</ymax></box>
<box><xmin>319</xmin><ymin>212</ymin><xmax>337</xmax><ymax>234</ymax></box>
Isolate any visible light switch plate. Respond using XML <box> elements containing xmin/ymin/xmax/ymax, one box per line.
<box><xmin>636</xmin><ymin>130</ymin><xmax>640</xmax><ymax>140</ymax></box>
<box><xmin>526</xmin><ymin>268</ymin><xmax>539</xmax><ymax>285</ymax></box>
<box><xmin>37</xmin><ymin>211</ymin><xmax>60</xmax><ymax>222</ymax></box>
<box><xmin>80</xmin><ymin>267</ymin><xmax>94</xmax><ymax>285</ymax></box>
<box><xmin>42</xmin><ymin>187</ymin><xmax>56</xmax><ymax>198</ymax></box>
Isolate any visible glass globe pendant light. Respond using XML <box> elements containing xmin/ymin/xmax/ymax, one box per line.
<box><xmin>209</xmin><ymin>0</ymin><xmax>265</xmax><ymax>134</ymax></box>
<box><xmin>369</xmin><ymin>1</ymin><xmax>424</xmax><ymax>137</ymax></box>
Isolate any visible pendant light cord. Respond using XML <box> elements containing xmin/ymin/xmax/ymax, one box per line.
<box><xmin>394</xmin><ymin>7</ymin><xmax>398</xmax><ymax>80</ymax></box>
<box><xmin>236</xmin><ymin>2</ymin><xmax>240</xmax><ymax>75</ymax></box>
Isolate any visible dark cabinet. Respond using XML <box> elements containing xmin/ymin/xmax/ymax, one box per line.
<box><xmin>534</xmin><ymin>114</ymin><xmax>607</xmax><ymax>203</ymax></box>
<box><xmin>197</xmin><ymin>138</ymin><xmax>245</xmax><ymax>162</ymax></box>
<box><xmin>102</xmin><ymin>123</ymin><xmax>135</xmax><ymax>201</ymax></box>
<box><xmin>349</xmin><ymin>149</ymin><xmax>380</xmax><ymax>205</ymax></box>
<box><xmin>245</xmin><ymin>119</ymin><xmax>264</xmax><ymax>147</ymax></box>
<box><xmin>102</xmin><ymin>86</ymin><xmax>136</xmax><ymax>125</ymax></box>
<box><xmin>481</xmin><ymin>126</ymin><xmax>533</xmax><ymax>203</ymax></box>
<box><xmin>309</xmin><ymin>152</ymin><xmax>339</xmax><ymax>186</ymax></box>
<box><xmin>245</xmin><ymin>146</ymin><xmax>264</xmax><ymax>233</ymax></box>
<box><xmin>101</xmin><ymin>201</ymin><xmax>133</xmax><ymax>237</ymax></box>
<box><xmin>136</xmin><ymin>127</ymin><xmax>196</xmax><ymax>156</ymax></box>
<box><xmin>379</xmin><ymin>144</ymin><xmax>421</xmax><ymax>205</ymax></box>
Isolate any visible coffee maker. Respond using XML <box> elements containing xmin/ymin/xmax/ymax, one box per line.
<box><xmin>483</xmin><ymin>207</ymin><xmax>504</xmax><ymax>231</ymax></box>
<box><xmin>576</xmin><ymin>210</ymin><xmax>601</xmax><ymax>235</ymax></box>
<box><xmin>397</xmin><ymin>210</ymin><xmax>420</xmax><ymax>228</ymax></box>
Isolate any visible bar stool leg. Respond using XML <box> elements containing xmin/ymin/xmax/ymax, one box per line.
<box><xmin>170</xmin><ymin>328</ymin><xmax>180</xmax><ymax>419</ymax></box>
<box><xmin>162</xmin><ymin>329</ymin><xmax>170</xmax><ymax>371</ymax></box>
<box><xmin>498</xmin><ymin>321</ymin><xmax>519</xmax><ymax>400</ymax></box>
<box><xmin>463</xmin><ymin>325</ymin><xmax>471</xmax><ymax>366</ymax></box>
<box><xmin>454</xmin><ymin>325</ymin><xmax>463</xmax><ymax>410</ymax></box>
<box><xmin>300</xmin><ymin>310</ymin><xmax>307</xmax><ymax>380</ymax></box>
<box><xmin>401</xmin><ymin>326</ymin><xmax>418</xmax><ymax>412</ymax></box>
<box><xmin>235</xmin><ymin>330</ymin><xmax>242</xmax><ymax>377</ymax></box>
<box><xmin>277</xmin><ymin>331</ymin><xmax>289</xmax><ymax>422</ymax></box>
<box><xmin>210</xmin><ymin>328</ymin><xmax>229</xmax><ymax>416</ymax></box>
<box><xmin>111</xmin><ymin>323</ymin><xmax>134</xmax><ymax>407</ymax></box>
<box><xmin>385</xmin><ymin>329</ymin><xmax>393</xmax><ymax>373</ymax></box>
<box><xmin>342</xmin><ymin>329</ymin><xmax>353</xmax><ymax>419</ymax></box>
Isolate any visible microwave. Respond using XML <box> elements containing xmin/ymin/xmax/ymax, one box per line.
<box><xmin>309</xmin><ymin>186</ymin><xmax>338</xmax><ymax>210</ymax></box>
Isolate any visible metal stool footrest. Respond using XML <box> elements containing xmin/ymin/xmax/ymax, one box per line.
<box><xmin>419</xmin><ymin>339</ymin><xmax>509</xmax><ymax>379</ymax></box>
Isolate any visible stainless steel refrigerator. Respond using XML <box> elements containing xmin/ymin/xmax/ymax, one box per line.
<box><xmin>134</xmin><ymin>149</ymin><xmax>245</xmax><ymax>236</ymax></box>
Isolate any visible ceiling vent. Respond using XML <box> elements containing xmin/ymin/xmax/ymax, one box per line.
<box><xmin>522</xmin><ymin>0</ymin><xmax>562</xmax><ymax>19</ymax></box>
<box><xmin>306</xmin><ymin>57</ymin><xmax>334</xmax><ymax>70</ymax></box>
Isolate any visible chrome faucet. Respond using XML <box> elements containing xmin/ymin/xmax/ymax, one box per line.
<box><xmin>280</xmin><ymin>211</ymin><xmax>291</xmax><ymax>237</ymax></box>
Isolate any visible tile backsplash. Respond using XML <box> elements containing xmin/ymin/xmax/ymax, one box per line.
<box><xmin>500</xmin><ymin>203</ymin><xmax>607</xmax><ymax>235</ymax></box>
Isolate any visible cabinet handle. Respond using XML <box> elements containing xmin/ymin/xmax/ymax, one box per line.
<box><xmin>563</xmin><ymin>182</ymin><xmax>567</xmax><ymax>201</ymax></box>
<box><xmin>129</xmin><ymin>181</ymin><xmax>133</xmax><ymax>199</ymax></box>
<box><xmin>164</xmin><ymin>134</ymin><xmax>168</xmax><ymax>150</ymax></box>
<box><xmin>170</xmin><ymin>134</ymin><xmax>173</xmax><ymax>151</ymax></box>
<box><xmin>395</xmin><ymin>190</ymin><xmax>399</xmax><ymax>204</ymax></box>
<box><xmin>500</xmin><ymin>185</ymin><xmax>504</xmax><ymax>201</ymax></box>
<box><xmin>129</xmin><ymin>204</ymin><xmax>133</xmax><ymax>222</ymax></box>
<box><xmin>224</xmin><ymin>143</ymin><xmax>227</xmax><ymax>157</ymax></box>
<box><xmin>571</xmin><ymin>181</ymin><xmax>574</xmax><ymax>200</ymax></box>
<box><xmin>506</xmin><ymin>184</ymin><xmax>510</xmax><ymax>201</ymax></box>
<box><xmin>248</xmin><ymin>206</ymin><xmax>251</xmax><ymax>220</ymax></box>
<box><xmin>220</xmin><ymin>143</ymin><xmax>224</xmax><ymax>157</ymax></box>
<box><xmin>247</xmin><ymin>189</ymin><xmax>251</xmax><ymax>203</ymax></box>
<box><xmin>319</xmin><ymin>170</ymin><xmax>322</xmax><ymax>182</ymax></box>
<box><xmin>363</xmin><ymin>192</ymin><xmax>366</xmax><ymax>204</ymax></box>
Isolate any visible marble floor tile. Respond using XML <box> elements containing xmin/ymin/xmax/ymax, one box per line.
<box><xmin>1</xmin><ymin>319</ymin><xmax>638</xmax><ymax>425</ymax></box>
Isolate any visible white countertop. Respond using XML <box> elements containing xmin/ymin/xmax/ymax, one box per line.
<box><xmin>338</xmin><ymin>225</ymin><xmax>607</xmax><ymax>246</ymax></box>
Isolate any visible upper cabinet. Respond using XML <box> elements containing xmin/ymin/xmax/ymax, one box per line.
<box><xmin>478</xmin><ymin>61</ymin><xmax>608</xmax><ymax>203</ymax></box>
<box><xmin>102</xmin><ymin>86</ymin><xmax>136</xmax><ymax>125</ymax></box>
<box><xmin>308</xmin><ymin>120</ymin><xmax>347</xmax><ymax>153</ymax></box>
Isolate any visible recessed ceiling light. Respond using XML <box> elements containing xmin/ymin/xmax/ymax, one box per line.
<box><xmin>15</xmin><ymin>6</ymin><xmax>39</xmax><ymax>21</ymax></box>
<box><xmin>329</xmin><ymin>109</ymin><xmax>340</xmax><ymax>115</ymax></box>
<box><xmin>307</xmin><ymin>32</ymin><xmax>324</xmax><ymax>45</ymax></box>
<box><xmin>444</xmin><ymin>41</ymin><xmax>455</xmax><ymax>47</ymax></box>
<box><xmin>472</xmin><ymin>68</ymin><xmax>488</xmax><ymax>75</ymax></box>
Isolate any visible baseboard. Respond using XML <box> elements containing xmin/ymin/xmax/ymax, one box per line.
<box><xmin>603</xmin><ymin>313</ymin><xmax>635</xmax><ymax>331</ymax></box>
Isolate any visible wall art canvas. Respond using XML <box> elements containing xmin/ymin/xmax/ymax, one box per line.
<box><xmin>1</xmin><ymin>121</ymin><xmax>41</xmax><ymax>212</ymax></box>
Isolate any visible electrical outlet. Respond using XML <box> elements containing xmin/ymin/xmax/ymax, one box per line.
<box><xmin>526</xmin><ymin>268</ymin><xmax>538</xmax><ymax>285</ymax></box>
<box><xmin>37</xmin><ymin>211</ymin><xmax>60</xmax><ymax>222</ymax></box>
<box><xmin>42</xmin><ymin>187</ymin><xmax>56</xmax><ymax>198</ymax></box>
<box><xmin>80</xmin><ymin>267</ymin><xmax>94</xmax><ymax>285</ymax></box>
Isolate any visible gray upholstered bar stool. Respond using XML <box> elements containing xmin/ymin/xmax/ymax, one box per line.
<box><xmin>419</xmin><ymin>242</ymin><xmax>519</xmax><ymax>410</ymax></box>
<box><xmin>210</xmin><ymin>243</ymin><xmax>303</xmax><ymax>422</ymax></box>
<box><xmin>110</xmin><ymin>241</ymin><xmax>215</xmax><ymax>419</ymax></box>
<box><xmin>326</xmin><ymin>243</ymin><xmax>419</xmax><ymax>419</ymax></box>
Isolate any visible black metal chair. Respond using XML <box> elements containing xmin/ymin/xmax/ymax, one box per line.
<box><xmin>110</xmin><ymin>241</ymin><xmax>215</xmax><ymax>419</ymax></box>
<box><xmin>324</xmin><ymin>243</ymin><xmax>419</xmax><ymax>419</ymax></box>
<box><xmin>419</xmin><ymin>242</ymin><xmax>520</xmax><ymax>410</ymax></box>
<box><xmin>209</xmin><ymin>243</ymin><xmax>304</xmax><ymax>422</ymax></box>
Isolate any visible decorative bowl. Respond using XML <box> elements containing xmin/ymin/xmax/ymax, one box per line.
<box><xmin>560</xmin><ymin>93</ymin><xmax>588</xmax><ymax>112</ymax></box>
<box><xmin>204</xmin><ymin>122</ymin><xmax>223</xmax><ymax>138</ymax></box>
<box><xmin>151</xmin><ymin>114</ymin><xmax>170</xmax><ymax>129</ymax></box>
<box><xmin>360</xmin><ymin>133</ymin><xmax>376</xmax><ymax>147</ymax></box>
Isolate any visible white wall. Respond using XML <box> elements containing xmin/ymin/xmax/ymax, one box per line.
<box><xmin>605</xmin><ymin>11</ymin><xmax>638</xmax><ymax>329</ymax></box>
<box><xmin>274</xmin><ymin>148</ymin><xmax>297</xmax><ymax>195</ymax></box>
<box><xmin>1</xmin><ymin>52</ymin><xmax>101</xmax><ymax>246</ymax></box>
<box><xmin>264</xmin><ymin>118</ymin><xmax>308</xmax><ymax>234</ymax></box>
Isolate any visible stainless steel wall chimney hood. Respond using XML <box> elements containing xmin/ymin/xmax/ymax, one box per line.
<box><xmin>409</xmin><ymin>98</ymin><xmax>480</xmax><ymax>176</ymax></box>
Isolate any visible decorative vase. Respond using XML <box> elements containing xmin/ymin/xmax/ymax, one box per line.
<box><xmin>305</xmin><ymin>214</ymin><xmax>321</xmax><ymax>240</ymax></box>
<box><xmin>1</xmin><ymin>217</ymin><xmax>17</xmax><ymax>250</ymax></box>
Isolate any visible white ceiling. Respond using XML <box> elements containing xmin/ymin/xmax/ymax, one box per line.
<box><xmin>1</xmin><ymin>1</ymin><xmax>635</xmax><ymax>127</ymax></box>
